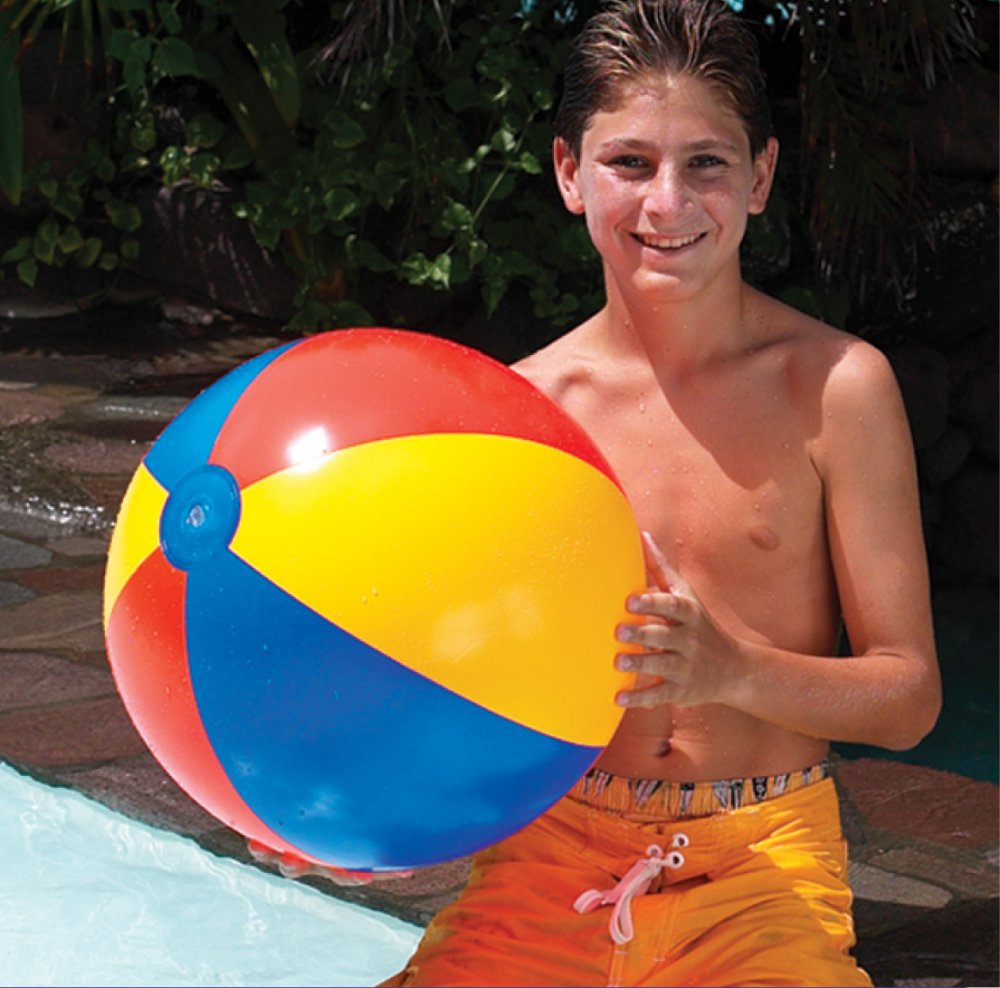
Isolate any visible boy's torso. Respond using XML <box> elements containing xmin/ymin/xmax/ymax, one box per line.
<box><xmin>516</xmin><ymin>292</ymin><xmax>852</xmax><ymax>782</ymax></box>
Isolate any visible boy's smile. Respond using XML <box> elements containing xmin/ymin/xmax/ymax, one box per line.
<box><xmin>632</xmin><ymin>231</ymin><xmax>706</xmax><ymax>251</ymax></box>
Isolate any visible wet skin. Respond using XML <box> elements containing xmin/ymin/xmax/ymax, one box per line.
<box><xmin>515</xmin><ymin>74</ymin><xmax>940</xmax><ymax>783</ymax></box>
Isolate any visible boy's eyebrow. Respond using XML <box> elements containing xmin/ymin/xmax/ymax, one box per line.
<box><xmin>684</xmin><ymin>138</ymin><xmax>741</xmax><ymax>154</ymax></box>
<box><xmin>596</xmin><ymin>137</ymin><xmax>742</xmax><ymax>154</ymax></box>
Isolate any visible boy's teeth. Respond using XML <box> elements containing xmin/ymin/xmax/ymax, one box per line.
<box><xmin>639</xmin><ymin>233</ymin><xmax>701</xmax><ymax>248</ymax></box>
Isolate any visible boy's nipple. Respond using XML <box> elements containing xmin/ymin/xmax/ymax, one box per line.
<box><xmin>749</xmin><ymin>524</ymin><xmax>781</xmax><ymax>551</ymax></box>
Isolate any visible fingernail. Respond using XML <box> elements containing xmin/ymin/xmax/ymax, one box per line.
<box><xmin>616</xmin><ymin>692</ymin><xmax>630</xmax><ymax>707</ymax></box>
<box><xmin>616</xmin><ymin>654</ymin><xmax>633</xmax><ymax>671</ymax></box>
<box><xmin>617</xmin><ymin>626</ymin><xmax>634</xmax><ymax>643</ymax></box>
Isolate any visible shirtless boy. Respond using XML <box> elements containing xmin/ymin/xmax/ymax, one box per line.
<box><xmin>256</xmin><ymin>1</ymin><xmax>941</xmax><ymax>984</ymax></box>
<box><xmin>374</xmin><ymin>2</ymin><xmax>940</xmax><ymax>985</ymax></box>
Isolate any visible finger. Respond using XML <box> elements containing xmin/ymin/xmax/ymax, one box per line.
<box><xmin>640</xmin><ymin>531</ymin><xmax>671</xmax><ymax>591</ymax></box>
<box><xmin>277</xmin><ymin>855</ymin><xmax>371</xmax><ymax>885</ymax></box>
<box><xmin>615</xmin><ymin>639</ymin><xmax>680</xmax><ymax>677</ymax></box>
<box><xmin>615</xmin><ymin>676</ymin><xmax>679</xmax><ymax>709</ymax></box>
<box><xmin>641</xmin><ymin>531</ymin><xmax>695</xmax><ymax>597</ymax></box>
<box><xmin>278</xmin><ymin>853</ymin><xmax>315</xmax><ymax>879</ymax></box>
<box><xmin>321</xmin><ymin>868</ymin><xmax>376</xmax><ymax>887</ymax></box>
<box><xmin>321</xmin><ymin>866</ymin><xmax>415</xmax><ymax>886</ymax></box>
<box><xmin>616</xmin><ymin>620</ymin><xmax>676</xmax><ymax>652</ymax></box>
<box><xmin>247</xmin><ymin>839</ymin><xmax>280</xmax><ymax>866</ymax></box>
<box><xmin>291</xmin><ymin>860</ymin><xmax>415</xmax><ymax>886</ymax></box>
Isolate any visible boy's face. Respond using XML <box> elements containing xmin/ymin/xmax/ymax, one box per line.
<box><xmin>554</xmin><ymin>73</ymin><xmax>777</xmax><ymax>306</ymax></box>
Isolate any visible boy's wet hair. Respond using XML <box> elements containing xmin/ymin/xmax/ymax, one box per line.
<box><xmin>554</xmin><ymin>0</ymin><xmax>774</xmax><ymax>158</ymax></box>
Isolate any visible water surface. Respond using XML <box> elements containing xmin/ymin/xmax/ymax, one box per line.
<box><xmin>0</xmin><ymin>763</ymin><xmax>422</xmax><ymax>987</ymax></box>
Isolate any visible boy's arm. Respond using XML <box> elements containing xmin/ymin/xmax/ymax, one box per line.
<box><xmin>616</xmin><ymin>341</ymin><xmax>941</xmax><ymax>750</ymax></box>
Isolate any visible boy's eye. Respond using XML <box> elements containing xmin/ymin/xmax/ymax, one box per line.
<box><xmin>610</xmin><ymin>155</ymin><xmax>649</xmax><ymax>169</ymax></box>
<box><xmin>690</xmin><ymin>154</ymin><xmax>727</xmax><ymax>169</ymax></box>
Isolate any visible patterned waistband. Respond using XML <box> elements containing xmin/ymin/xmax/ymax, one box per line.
<box><xmin>567</xmin><ymin>760</ymin><xmax>830</xmax><ymax>821</ymax></box>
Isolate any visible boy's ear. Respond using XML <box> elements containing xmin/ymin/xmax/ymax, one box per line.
<box><xmin>553</xmin><ymin>137</ymin><xmax>585</xmax><ymax>215</ymax></box>
<box><xmin>748</xmin><ymin>136</ymin><xmax>779</xmax><ymax>216</ymax></box>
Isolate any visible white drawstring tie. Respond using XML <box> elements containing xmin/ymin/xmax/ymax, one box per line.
<box><xmin>573</xmin><ymin>835</ymin><xmax>689</xmax><ymax>944</ymax></box>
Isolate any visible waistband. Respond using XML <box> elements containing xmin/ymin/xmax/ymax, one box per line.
<box><xmin>567</xmin><ymin>760</ymin><xmax>830</xmax><ymax>821</ymax></box>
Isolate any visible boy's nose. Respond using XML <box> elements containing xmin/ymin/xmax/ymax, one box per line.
<box><xmin>645</xmin><ymin>169</ymin><xmax>691</xmax><ymax>215</ymax></box>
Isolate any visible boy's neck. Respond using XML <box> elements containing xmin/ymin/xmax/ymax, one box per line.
<box><xmin>599</xmin><ymin>275</ymin><xmax>754</xmax><ymax>377</ymax></box>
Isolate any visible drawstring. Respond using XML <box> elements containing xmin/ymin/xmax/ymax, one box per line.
<box><xmin>573</xmin><ymin>835</ymin><xmax>689</xmax><ymax>945</ymax></box>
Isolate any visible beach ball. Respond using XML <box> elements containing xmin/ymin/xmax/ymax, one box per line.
<box><xmin>103</xmin><ymin>328</ymin><xmax>643</xmax><ymax>872</ymax></box>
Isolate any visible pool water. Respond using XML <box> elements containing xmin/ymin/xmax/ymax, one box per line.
<box><xmin>0</xmin><ymin>762</ymin><xmax>422</xmax><ymax>987</ymax></box>
<box><xmin>834</xmin><ymin>584</ymin><xmax>999</xmax><ymax>784</ymax></box>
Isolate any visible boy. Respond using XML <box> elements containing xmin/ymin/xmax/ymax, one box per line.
<box><xmin>376</xmin><ymin>1</ymin><xmax>940</xmax><ymax>984</ymax></box>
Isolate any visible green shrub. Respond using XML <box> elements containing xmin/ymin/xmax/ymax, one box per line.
<box><xmin>0</xmin><ymin>0</ymin><xmax>984</xmax><ymax>338</ymax></box>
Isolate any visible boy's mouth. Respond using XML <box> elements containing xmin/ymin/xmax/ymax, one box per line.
<box><xmin>632</xmin><ymin>232</ymin><xmax>705</xmax><ymax>250</ymax></box>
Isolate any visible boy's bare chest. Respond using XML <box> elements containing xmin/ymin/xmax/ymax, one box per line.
<box><xmin>570</xmin><ymin>389</ymin><xmax>825</xmax><ymax>583</ymax></box>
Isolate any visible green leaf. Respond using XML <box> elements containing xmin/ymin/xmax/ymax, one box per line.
<box><xmin>325</xmin><ymin>111</ymin><xmax>365</xmax><ymax>150</ymax></box>
<box><xmin>1</xmin><ymin>237</ymin><xmax>32</xmax><ymax>264</ymax></box>
<box><xmin>490</xmin><ymin>128</ymin><xmax>517</xmax><ymax>153</ymax></box>
<box><xmin>373</xmin><ymin>163</ymin><xmax>405</xmax><ymax>209</ymax></box>
<box><xmin>16</xmin><ymin>256</ymin><xmax>38</xmax><ymax>286</ymax></box>
<box><xmin>77</xmin><ymin>237</ymin><xmax>103</xmax><ymax>268</ymax></box>
<box><xmin>187</xmin><ymin>111</ymin><xmax>226</xmax><ymax>149</ymax></box>
<box><xmin>518</xmin><ymin>150</ymin><xmax>542</xmax><ymax>175</ymax></box>
<box><xmin>441</xmin><ymin>200</ymin><xmax>474</xmax><ymax>232</ymax></box>
<box><xmin>57</xmin><ymin>226</ymin><xmax>85</xmax><ymax>253</ymax></box>
<box><xmin>33</xmin><ymin>220</ymin><xmax>59</xmax><ymax>264</ymax></box>
<box><xmin>221</xmin><ymin>142</ymin><xmax>254</xmax><ymax>171</ymax></box>
<box><xmin>327</xmin><ymin>299</ymin><xmax>375</xmax><ymax>328</ymax></box>
<box><xmin>346</xmin><ymin>235</ymin><xmax>395</xmax><ymax>273</ymax></box>
<box><xmin>482</xmin><ymin>276</ymin><xmax>506</xmax><ymax>316</ymax></box>
<box><xmin>95</xmin><ymin>155</ymin><xmax>117</xmax><ymax>183</ymax></box>
<box><xmin>104</xmin><ymin>0</ymin><xmax>154</xmax><ymax>12</ymax></box>
<box><xmin>778</xmin><ymin>286</ymin><xmax>822</xmax><ymax>318</ymax></box>
<box><xmin>445</xmin><ymin>76</ymin><xmax>479</xmax><ymax>113</ymax></box>
<box><xmin>230</xmin><ymin>5</ymin><xmax>300</xmax><ymax>127</ymax></box>
<box><xmin>108</xmin><ymin>28</ymin><xmax>141</xmax><ymax>62</ymax></box>
<box><xmin>129</xmin><ymin>115</ymin><xmax>158</xmax><ymax>153</ymax></box>
<box><xmin>402</xmin><ymin>251</ymin><xmax>439</xmax><ymax>287</ymax></box>
<box><xmin>156</xmin><ymin>2</ymin><xmax>183</xmax><ymax>34</ymax></box>
<box><xmin>153</xmin><ymin>37</ymin><xmax>200</xmax><ymax>78</ymax></box>
<box><xmin>468</xmin><ymin>238</ymin><xmax>488</xmax><ymax>268</ymax></box>
<box><xmin>323</xmin><ymin>186</ymin><xmax>359</xmax><ymax>222</ymax></box>
<box><xmin>0</xmin><ymin>14</ymin><xmax>22</xmax><ymax>205</ymax></box>
<box><xmin>105</xmin><ymin>200</ymin><xmax>142</xmax><ymax>232</ymax></box>
<box><xmin>425</xmin><ymin>253</ymin><xmax>453</xmax><ymax>289</ymax></box>
<box><xmin>188</xmin><ymin>151</ymin><xmax>220</xmax><ymax>185</ymax></box>
<box><xmin>123</xmin><ymin>40</ymin><xmax>154</xmax><ymax>99</ymax></box>
<box><xmin>52</xmin><ymin>185</ymin><xmax>84</xmax><ymax>221</ymax></box>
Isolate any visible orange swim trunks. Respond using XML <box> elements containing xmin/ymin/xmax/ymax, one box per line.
<box><xmin>382</xmin><ymin>765</ymin><xmax>872</xmax><ymax>987</ymax></box>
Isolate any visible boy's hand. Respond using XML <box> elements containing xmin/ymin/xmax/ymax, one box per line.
<box><xmin>613</xmin><ymin>531</ymin><xmax>743</xmax><ymax>709</ymax></box>
<box><xmin>247</xmin><ymin>839</ymin><xmax>414</xmax><ymax>886</ymax></box>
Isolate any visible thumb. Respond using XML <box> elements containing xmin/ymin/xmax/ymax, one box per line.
<box><xmin>640</xmin><ymin>531</ymin><xmax>690</xmax><ymax>594</ymax></box>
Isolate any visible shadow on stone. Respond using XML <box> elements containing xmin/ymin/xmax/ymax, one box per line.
<box><xmin>854</xmin><ymin>897</ymin><xmax>1000</xmax><ymax>987</ymax></box>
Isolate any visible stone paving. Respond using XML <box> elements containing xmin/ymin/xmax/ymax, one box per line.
<box><xmin>0</xmin><ymin>307</ymin><xmax>996</xmax><ymax>987</ymax></box>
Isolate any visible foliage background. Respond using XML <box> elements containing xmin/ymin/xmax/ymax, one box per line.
<box><xmin>0</xmin><ymin>0</ymin><xmax>994</xmax><ymax>360</ymax></box>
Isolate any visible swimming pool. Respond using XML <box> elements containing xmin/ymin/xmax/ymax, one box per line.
<box><xmin>0</xmin><ymin>762</ymin><xmax>422</xmax><ymax>987</ymax></box>
<box><xmin>833</xmin><ymin>584</ymin><xmax>999</xmax><ymax>784</ymax></box>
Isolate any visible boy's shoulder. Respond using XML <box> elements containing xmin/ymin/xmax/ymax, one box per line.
<box><xmin>750</xmin><ymin>289</ymin><xmax>895</xmax><ymax>391</ymax></box>
<box><xmin>511</xmin><ymin>317</ymin><xmax>604</xmax><ymax>400</ymax></box>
